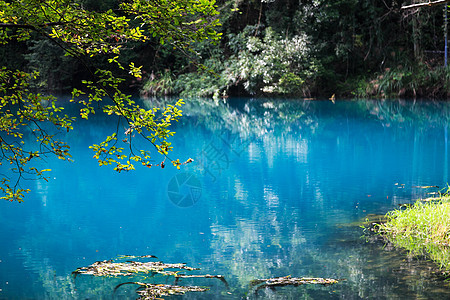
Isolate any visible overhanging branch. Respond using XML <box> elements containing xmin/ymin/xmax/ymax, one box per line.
<box><xmin>0</xmin><ymin>22</ymin><xmax>66</xmax><ymax>29</ymax></box>
<box><xmin>402</xmin><ymin>0</ymin><xmax>450</xmax><ymax>9</ymax></box>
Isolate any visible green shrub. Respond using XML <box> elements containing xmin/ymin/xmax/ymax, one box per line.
<box><xmin>379</xmin><ymin>193</ymin><xmax>450</xmax><ymax>273</ymax></box>
<box><xmin>276</xmin><ymin>72</ymin><xmax>305</xmax><ymax>95</ymax></box>
<box><xmin>141</xmin><ymin>70</ymin><xmax>175</xmax><ymax>97</ymax></box>
<box><xmin>171</xmin><ymin>26</ymin><xmax>322</xmax><ymax>98</ymax></box>
<box><xmin>223</xmin><ymin>27</ymin><xmax>320</xmax><ymax>96</ymax></box>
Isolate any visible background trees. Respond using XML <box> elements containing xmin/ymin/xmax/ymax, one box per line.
<box><xmin>144</xmin><ymin>0</ymin><xmax>450</xmax><ymax>98</ymax></box>
<box><xmin>3</xmin><ymin>1</ymin><xmax>448</xmax><ymax>99</ymax></box>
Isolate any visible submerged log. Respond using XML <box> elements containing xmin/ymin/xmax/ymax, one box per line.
<box><xmin>114</xmin><ymin>282</ymin><xmax>209</xmax><ymax>300</ymax></box>
<box><xmin>72</xmin><ymin>260</ymin><xmax>199</xmax><ymax>277</ymax></box>
<box><xmin>174</xmin><ymin>274</ymin><xmax>229</xmax><ymax>288</ymax></box>
<box><xmin>74</xmin><ymin>256</ymin><xmax>228</xmax><ymax>299</ymax></box>
<box><xmin>250</xmin><ymin>275</ymin><xmax>342</xmax><ymax>294</ymax></box>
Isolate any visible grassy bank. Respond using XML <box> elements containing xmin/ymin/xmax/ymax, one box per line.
<box><xmin>350</xmin><ymin>64</ymin><xmax>450</xmax><ymax>99</ymax></box>
<box><xmin>378</xmin><ymin>194</ymin><xmax>450</xmax><ymax>275</ymax></box>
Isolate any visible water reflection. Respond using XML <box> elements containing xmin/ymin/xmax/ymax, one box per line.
<box><xmin>0</xmin><ymin>98</ymin><xmax>450</xmax><ymax>299</ymax></box>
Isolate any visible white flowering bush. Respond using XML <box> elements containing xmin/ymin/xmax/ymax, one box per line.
<box><xmin>172</xmin><ymin>26</ymin><xmax>321</xmax><ymax>98</ymax></box>
<box><xmin>224</xmin><ymin>27</ymin><xmax>320</xmax><ymax>96</ymax></box>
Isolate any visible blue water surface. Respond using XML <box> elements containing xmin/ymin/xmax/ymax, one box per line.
<box><xmin>1</xmin><ymin>97</ymin><xmax>450</xmax><ymax>299</ymax></box>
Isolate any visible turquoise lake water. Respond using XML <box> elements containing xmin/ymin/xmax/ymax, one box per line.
<box><xmin>1</xmin><ymin>97</ymin><xmax>450</xmax><ymax>299</ymax></box>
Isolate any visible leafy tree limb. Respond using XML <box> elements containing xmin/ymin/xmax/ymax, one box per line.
<box><xmin>0</xmin><ymin>0</ymin><xmax>221</xmax><ymax>202</ymax></box>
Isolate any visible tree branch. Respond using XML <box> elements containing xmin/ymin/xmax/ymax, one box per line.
<box><xmin>0</xmin><ymin>22</ymin><xmax>66</xmax><ymax>29</ymax></box>
<box><xmin>402</xmin><ymin>0</ymin><xmax>450</xmax><ymax>9</ymax></box>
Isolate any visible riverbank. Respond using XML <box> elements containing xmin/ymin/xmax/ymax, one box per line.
<box><xmin>141</xmin><ymin>61</ymin><xmax>450</xmax><ymax>100</ymax></box>
<box><xmin>378</xmin><ymin>193</ymin><xmax>450</xmax><ymax>276</ymax></box>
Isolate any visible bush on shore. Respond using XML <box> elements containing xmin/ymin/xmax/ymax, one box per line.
<box><xmin>378</xmin><ymin>193</ymin><xmax>450</xmax><ymax>275</ymax></box>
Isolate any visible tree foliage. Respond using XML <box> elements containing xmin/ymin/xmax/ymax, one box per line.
<box><xmin>143</xmin><ymin>0</ymin><xmax>450</xmax><ymax>98</ymax></box>
<box><xmin>0</xmin><ymin>0</ymin><xmax>221</xmax><ymax>202</ymax></box>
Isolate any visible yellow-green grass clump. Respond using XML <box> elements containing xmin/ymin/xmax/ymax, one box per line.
<box><xmin>379</xmin><ymin>195</ymin><xmax>450</xmax><ymax>272</ymax></box>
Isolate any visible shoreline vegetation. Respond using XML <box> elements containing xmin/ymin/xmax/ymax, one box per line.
<box><xmin>377</xmin><ymin>191</ymin><xmax>450</xmax><ymax>277</ymax></box>
<box><xmin>141</xmin><ymin>59</ymin><xmax>450</xmax><ymax>100</ymax></box>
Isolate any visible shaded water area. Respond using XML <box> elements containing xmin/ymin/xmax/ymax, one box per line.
<box><xmin>1</xmin><ymin>97</ymin><xmax>450</xmax><ymax>299</ymax></box>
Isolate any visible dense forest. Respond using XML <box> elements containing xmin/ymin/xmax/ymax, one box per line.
<box><xmin>2</xmin><ymin>0</ymin><xmax>450</xmax><ymax>99</ymax></box>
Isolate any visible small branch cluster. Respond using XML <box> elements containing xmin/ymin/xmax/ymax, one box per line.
<box><xmin>0</xmin><ymin>68</ymin><xmax>74</xmax><ymax>202</ymax></box>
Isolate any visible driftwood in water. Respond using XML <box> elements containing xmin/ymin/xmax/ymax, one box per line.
<box><xmin>174</xmin><ymin>274</ymin><xmax>229</xmax><ymax>288</ymax></box>
<box><xmin>73</xmin><ymin>257</ymin><xmax>342</xmax><ymax>299</ymax></box>
<box><xmin>250</xmin><ymin>275</ymin><xmax>341</xmax><ymax>294</ymax></box>
<box><xmin>73</xmin><ymin>256</ymin><xmax>229</xmax><ymax>299</ymax></box>
<box><xmin>72</xmin><ymin>260</ymin><xmax>199</xmax><ymax>277</ymax></box>
<box><xmin>114</xmin><ymin>282</ymin><xmax>208</xmax><ymax>300</ymax></box>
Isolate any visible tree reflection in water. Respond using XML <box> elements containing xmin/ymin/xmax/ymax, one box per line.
<box><xmin>1</xmin><ymin>97</ymin><xmax>450</xmax><ymax>299</ymax></box>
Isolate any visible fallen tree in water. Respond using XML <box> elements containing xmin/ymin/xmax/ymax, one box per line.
<box><xmin>73</xmin><ymin>256</ymin><xmax>342</xmax><ymax>299</ymax></box>
<box><xmin>73</xmin><ymin>260</ymin><xmax>199</xmax><ymax>277</ymax></box>
<box><xmin>249</xmin><ymin>275</ymin><xmax>341</xmax><ymax>295</ymax></box>
<box><xmin>114</xmin><ymin>282</ymin><xmax>209</xmax><ymax>299</ymax></box>
<box><xmin>73</xmin><ymin>255</ymin><xmax>228</xmax><ymax>299</ymax></box>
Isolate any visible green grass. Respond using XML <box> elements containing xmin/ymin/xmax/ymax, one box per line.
<box><xmin>378</xmin><ymin>194</ymin><xmax>450</xmax><ymax>273</ymax></box>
